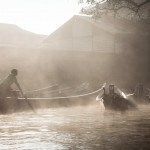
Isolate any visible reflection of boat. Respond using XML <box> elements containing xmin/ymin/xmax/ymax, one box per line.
<box><xmin>96</xmin><ymin>84</ymin><xmax>137</xmax><ymax>111</ymax></box>
<box><xmin>0</xmin><ymin>83</ymin><xmax>105</xmax><ymax>114</ymax></box>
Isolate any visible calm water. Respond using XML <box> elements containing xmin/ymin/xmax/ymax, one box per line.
<box><xmin>0</xmin><ymin>103</ymin><xmax>150</xmax><ymax>150</ymax></box>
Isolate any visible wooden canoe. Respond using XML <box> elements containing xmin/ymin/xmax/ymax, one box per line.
<box><xmin>0</xmin><ymin>83</ymin><xmax>106</xmax><ymax>114</ymax></box>
<box><xmin>96</xmin><ymin>85</ymin><xmax>137</xmax><ymax>111</ymax></box>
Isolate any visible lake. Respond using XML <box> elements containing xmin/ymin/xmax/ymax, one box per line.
<box><xmin>0</xmin><ymin>103</ymin><xmax>150</xmax><ymax>150</ymax></box>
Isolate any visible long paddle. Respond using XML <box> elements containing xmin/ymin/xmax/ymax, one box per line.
<box><xmin>24</xmin><ymin>96</ymin><xmax>36</xmax><ymax>113</ymax></box>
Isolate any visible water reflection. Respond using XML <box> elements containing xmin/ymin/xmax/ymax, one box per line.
<box><xmin>0</xmin><ymin>105</ymin><xmax>150</xmax><ymax>150</ymax></box>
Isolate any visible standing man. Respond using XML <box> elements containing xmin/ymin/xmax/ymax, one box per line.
<box><xmin>0</xmin><ymin>69</ymin><xmax>25</xmax><ymax>99</ymax></box>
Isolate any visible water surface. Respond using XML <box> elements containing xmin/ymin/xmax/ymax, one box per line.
<box><xmin>0</xmin><ymin>104</ymin><xmax>150</xmax><ymax>150</ymax></box>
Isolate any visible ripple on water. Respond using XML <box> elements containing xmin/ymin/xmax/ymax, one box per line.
<box><xmin>0</xmin><ymin>105</ymin><xmax>150</xmax><ymax>150</ymax></box>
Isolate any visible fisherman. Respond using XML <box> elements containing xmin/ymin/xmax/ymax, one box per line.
<box><xmin>134</xmin><ymin>83</ymin><xmax>144</xmax><ymax>98</ymax></box>
<box><xmin>0</xmin><ymin>69</ymin><xmax>25</xmax><ymax>99</ymax></box>
<box><xmin>109</xmin><ymin>84</ymin><xmax>115</xmax><ymax>96</ymax></box>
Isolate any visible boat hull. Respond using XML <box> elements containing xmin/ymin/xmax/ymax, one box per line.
<box><xmin>103</xmin><ymin>94</ymin><xmax>137</xmax><ymax>111</ymax></box>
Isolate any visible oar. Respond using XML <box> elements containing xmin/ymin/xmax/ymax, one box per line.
<box><xmin>96</xmin><ymin>83</ymin><xmax>106</xmax><ymax>102</ymax></box>
<box><xmin>24</xmin><ymin>96</ymin><xmax>36</xmax><ymax>113</ymax></box>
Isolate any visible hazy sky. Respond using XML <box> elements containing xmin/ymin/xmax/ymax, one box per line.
<box><xmin>0</xmin><ymin>0</ymin><xmax>81</xmax><ymax>35</ymax></box>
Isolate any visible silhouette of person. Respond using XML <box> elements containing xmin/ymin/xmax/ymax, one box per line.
<box><xmin>0</xmin><ymin>69</ymin><xmax>25</xmax><ymax>99</ymax></box>
<box><xmin>134</xmin><ymin>83</ymin><xmax>144</xmax><ymax>98</ymax></box>
<box><xmin>109</xmin><ymin>84</ymin><xmax>115</xmax><ymax>95</ymax></box>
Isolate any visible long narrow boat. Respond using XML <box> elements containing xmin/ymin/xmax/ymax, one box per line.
<box><xmin>96</xmin><ymin>84</ymin><xmax>137</xmax><ymax>111</ymax></box>
<box><xmin>0</xmin><ymin>83</ymin><xmax>106</xmax><ymax>114</ymax></box>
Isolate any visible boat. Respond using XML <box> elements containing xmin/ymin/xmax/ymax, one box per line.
<box><xmin>0</xmin><ymin>83</ymin><xmax>106</xmax><ymax>114</ymax></box>
<box><xmin>96</xmin><ymin>84</ymin><xmax>137</xmax><ymax>111</ymax></box>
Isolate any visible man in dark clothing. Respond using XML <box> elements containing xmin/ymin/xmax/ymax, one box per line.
<box><xmin>0</xmin><ymin>69</ymin><xmax>25</xmax><ymax>99</ymax></box>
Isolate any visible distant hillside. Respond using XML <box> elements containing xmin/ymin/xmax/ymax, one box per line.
<box><xmin>0</xmin><ymin>23</ymin><xmax>47</xmax><ymax>48</ymax></box>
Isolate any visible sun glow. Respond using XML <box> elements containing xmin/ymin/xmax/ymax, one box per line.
<box><xmin>0</xmin><ymin>0</ymin><xmax>81</xmax><ymax>35</ymax></box>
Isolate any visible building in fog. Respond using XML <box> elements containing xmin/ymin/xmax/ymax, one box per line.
<box><xmin>43</xmin><ymin>15</ymin><xmax>150</xmax><ymax>53</ymax></box>
<box><xmin>0</xmin><ymin>23</ymin><xmax>46</xmax><ymax>49</ymax></box>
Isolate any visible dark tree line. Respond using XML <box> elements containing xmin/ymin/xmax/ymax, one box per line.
<box><xmin>79</xmin><ymin>0</ymin><xmax>150</xmax><ymax>20</ymax></box>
